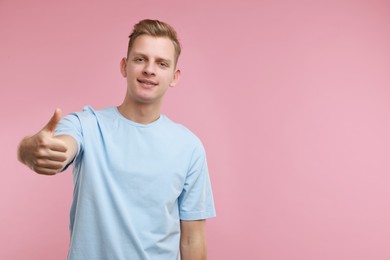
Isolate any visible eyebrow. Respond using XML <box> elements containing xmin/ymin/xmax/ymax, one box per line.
<box><xmin>132</xmin><ymin>52</ymin><xmax>172</xmax><ymax>65</ymax></box>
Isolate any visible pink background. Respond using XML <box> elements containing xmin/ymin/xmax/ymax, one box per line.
<box><xmin>1</xmin><ymin>0</ymin><xmax>390</xmax><ymax>259</ymax></box>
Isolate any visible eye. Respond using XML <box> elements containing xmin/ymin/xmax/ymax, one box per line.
<box><xmin>134</xmin><ymin>57</ymin><xmax>144</xmax><ymax>62</ymax></box>
<box><xmin>159</xmin><ymin>62</ymin><xmax>168</xmax><ymax>68</ymax></box>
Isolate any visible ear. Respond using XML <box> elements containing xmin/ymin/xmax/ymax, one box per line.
<box><xmin>120</xmin><ymin>58</ymin><xmax>127</xmax><ymax>77</ymax></box>
<box><xmin>169</xmin><ymin>69</ymin><xmax>181</xmax><ymax>87</ymax></box>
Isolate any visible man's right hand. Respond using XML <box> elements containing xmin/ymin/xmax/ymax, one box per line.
<box><xmin>17</xmin><ymin>109</ymin><xmax>70</xmax><ymax>175</ymax></box>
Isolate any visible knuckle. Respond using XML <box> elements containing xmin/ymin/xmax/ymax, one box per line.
<box><xmin>32</xmin><ymin>165</ymin><xmax>39</xmax><ymax>173</ymax></box>
<box><xmin>38</xmin><ymin>139</ymin><xmax>49</xmax><ymax>148</ymax></box>
<box><xmin>34</xmin><ymin>150</ymin><xmax>45</xmax><ymax>158</ymax></box>
<box><xmin>35</xmin><ymin>159</ymin><xmax>45</xmax><ymax>167</ymax></box>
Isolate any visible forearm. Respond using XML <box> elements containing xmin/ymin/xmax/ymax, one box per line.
<box><xmin>180</xmin><ymin>220</ymin><xmax>207</xmax><ymax>260</ymax></box>
<box><xmin>180</xmin><ymin>238</ymin><xmax>207</xmax><ymax>260</ymax></box>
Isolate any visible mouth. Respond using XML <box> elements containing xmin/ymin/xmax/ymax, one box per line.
<box><xmin>137</xmin><ymin>78</ymin><xmax>158</xmax><ymax>89</ymax></box>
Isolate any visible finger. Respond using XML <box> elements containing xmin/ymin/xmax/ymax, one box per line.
<box><xmin>35</xmin><ymin>151</ymin><xmax>67</xmax><ymax>162</ymax></box>
<box><xmin>42</xmin><ymin>108</ymin><xmax>62</xmax><ymax>133</ymax></box>
<box><xmin>36</xmin><ymin>158</ymin><xmax>65</xmax><ymax>169</ymax></box>
<box><xmin>33</xmin><ymin>146</ymin><xmax>67</xmax><ymax>161</ymax></box>
<box><xmin>47</xmin><ymin>138</ymin><xmax>68</xmax><ymax>153</ymax></box>
<box><xmin>44</xmin><ymin>150</ymin><xmax>68</xmax><ymax>162</ymax></box>
<box><xmin>33</xmin><ymin>166</ymin><xmax>59</xmax><ymax>176</ymax></box>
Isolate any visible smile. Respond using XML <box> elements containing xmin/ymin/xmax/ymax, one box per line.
<box><xmin>137</xmin><ymin>79</ymin><xmax>158</xmax><ymax>89</ymax></box>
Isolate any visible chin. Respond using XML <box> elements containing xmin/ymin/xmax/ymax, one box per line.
<box><xmin>135</xmin><ymin>95</ymin><xmax>158</xmax><ymax>104</ymax></box>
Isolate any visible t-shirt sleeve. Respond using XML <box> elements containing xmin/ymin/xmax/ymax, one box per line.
<box><xmin>178</xmin><ymin>142</ymin><xmax>216</xmax><ymax>220</ymax></box>
<box><xmin>54</xmin><ymin>112</ymin><xmax>84</xmax><ymax>171</ymax></box>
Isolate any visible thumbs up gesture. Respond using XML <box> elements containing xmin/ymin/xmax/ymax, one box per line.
<box><xmin>17</xmin><ymin>109</ymin><xmax>69</xmax><ymax>175</ymax></box>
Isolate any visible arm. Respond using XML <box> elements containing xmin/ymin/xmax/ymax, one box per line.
<box><xmin>180</xmin><ymin>220</ymin><xmax>207</xmax><ymax>260</ymax></box>
<box><xmin>17</xmin><ymin>109</ymin><xmax>78</xmax><ymax>175</ymax></box>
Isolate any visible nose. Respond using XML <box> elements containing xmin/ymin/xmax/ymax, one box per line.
<box><xmin>142</xmin><ymin>62</ymin><xmax>156</xmax><ymax>76</ymax></box>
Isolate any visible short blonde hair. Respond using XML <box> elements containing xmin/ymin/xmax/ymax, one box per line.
<box><xmin>127</xmin><ymin>19</ymin><xmax>181</xmax><ymax>66</ymax></box>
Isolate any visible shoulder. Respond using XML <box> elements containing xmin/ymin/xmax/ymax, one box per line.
<box><xmin>74</xmin><ymin>105</ymin><xmax>112</xmax><ymax>117</ymax></box>
<box><xmin>69</xmin><ymin>105</ymin><xmax>115</xmax><ymax>122</ymax></box>
<box><xmin>162</xmin><ymin>115</ymin><xmax>205</xmax><ymax>151</ymax></box>
<box><xmin>57</xmin><ymin>106</ymin><xmax>115</xmax><ymax>134</ymax></box>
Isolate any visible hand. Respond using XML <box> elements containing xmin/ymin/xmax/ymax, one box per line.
<box><xmin>17</xmin><ymin>109</ymin><xmax>68</xmax><ymax>175</ymax></box>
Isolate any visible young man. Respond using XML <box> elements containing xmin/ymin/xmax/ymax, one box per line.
<box><xmin>17</xmin><ymin>19</ymin><xmax>216</xmax><ymax>260</ymax></box>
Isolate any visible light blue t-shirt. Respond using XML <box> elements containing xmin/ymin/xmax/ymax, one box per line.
<box><xmin>55</xmin><ymin>106</ymin><xmax>216</xmax><ymax>260</ymax></box>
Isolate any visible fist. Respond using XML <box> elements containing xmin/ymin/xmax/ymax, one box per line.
<box><xmin>18</xmin><ymin>109</ymin><xmax>69</xmax><ymax>175</ymax></box>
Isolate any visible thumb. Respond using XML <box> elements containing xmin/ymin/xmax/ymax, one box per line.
<box><xmin>43</xmin><ymin>108</ymin><xmax>62</xmax><ymax>133</ymax></box>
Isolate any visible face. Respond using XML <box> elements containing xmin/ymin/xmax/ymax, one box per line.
<box><xmin>120</xmin><ymin>35</ymin><xmax>180</xmax><ymax>105</ymax></box>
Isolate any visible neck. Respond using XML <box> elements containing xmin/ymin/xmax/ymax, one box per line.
<box><xmin>117</xmin><ymin>99</ymin><xmax>161</xmax><ymax>125</ymax></box>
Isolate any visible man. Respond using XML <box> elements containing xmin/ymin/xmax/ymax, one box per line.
<box><xmin>17</xmin><ymin>19</ymin><xmax>216</xmax><ymax>260</ymax></box>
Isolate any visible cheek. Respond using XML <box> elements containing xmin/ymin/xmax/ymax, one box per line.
<box><xmin>163</xmin><ymin>71</ymin><xmax>175</xmax><ymax>81</ymax></box>
<box><xmin>162</xmin><ymin>77</ymin><xmax>173</xmax><ymax>86</ymax></box>
<box><xmin>127</xmin><ymin>67</ymin><xmax>140</xmax><ymax>79</ymax></box>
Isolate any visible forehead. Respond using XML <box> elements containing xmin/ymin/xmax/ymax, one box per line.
<box><xmin>130</xmin><ymin>35</ymin><xmax>175</xmax><ymax>61</ymax></box>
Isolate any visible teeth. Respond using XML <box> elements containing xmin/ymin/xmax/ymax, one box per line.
<box><xmin>138</xmin><ymin>79</ymin><xmax>155</xmax><ymax>85</ymax></box>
